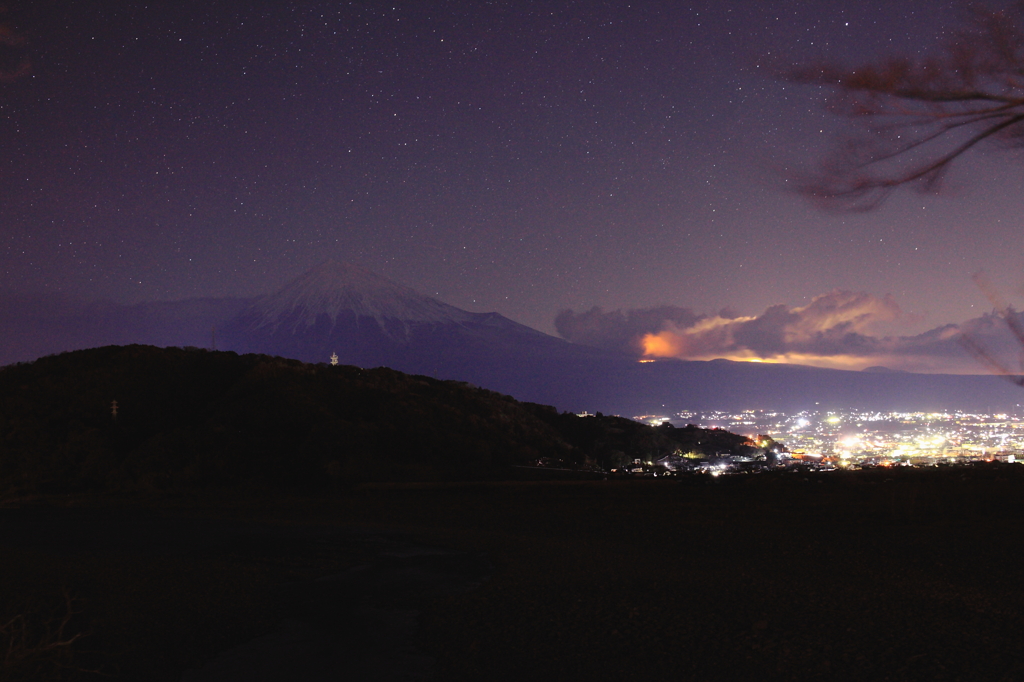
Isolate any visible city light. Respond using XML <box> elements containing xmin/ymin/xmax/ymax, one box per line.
<box><xmin>660</xmin><ymin>408</ymin><xmax>1024</xmax><ymax>467</ymax></box>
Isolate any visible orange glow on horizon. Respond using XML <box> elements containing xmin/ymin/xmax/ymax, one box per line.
<box><xmin>641</xmin><ymin>332</ymin><xmax>682</xmax><ymax>358</ymax></box>
<box><xmin>638</xmin><ymin>326</ymin><xmax>989</xmax><ymax>375</ymax></box>
<box><xmin>703</xmin><ymin>352</ymin><xmax>884</xmax><ymax>371</ymax></box>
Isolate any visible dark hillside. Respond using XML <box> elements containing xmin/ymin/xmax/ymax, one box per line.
<box><xmin>0</xmin><ymin>346</ymin><xmax>577</xmax><ymax>494</ymax></box>
<box><xmin>0</xmin><ymin>346</ymin><xmax>752</xmax><ymax>496</ymax></box>
<box><xmin>536</xmin><ymin>413</ymin><xmax>752</xmax><ymax>469</ymax></box>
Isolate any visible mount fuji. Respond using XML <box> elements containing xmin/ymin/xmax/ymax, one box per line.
<box><xmin>234</xmin><ymin>260</ymin><xmax>477</xmax><ymax>336</ymax></box>
<box><xmin>218</xmin><ymin>260</ymin><xmax>620</xmax><ymax>399</ymax></box>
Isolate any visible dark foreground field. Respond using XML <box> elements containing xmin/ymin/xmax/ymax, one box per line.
<box><xmin>3</xmin><ymin>465</ymin><xmax>1024</xmax><ymax>681</ymax></box>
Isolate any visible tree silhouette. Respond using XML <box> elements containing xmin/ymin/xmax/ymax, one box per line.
<box><xmin>782</xmin><ymin>5</ymin><xmax>1024</xmax><ymax>382</ymax></box>
<box><xmin>957</xmin><ymin>272</ymin><xmax>1024</xmax><ymax>385</ymax></box>
<box><xmin>786</xmin><ymin>3</ymin><xmax>1024</xmax><ymax>210</ymax></box>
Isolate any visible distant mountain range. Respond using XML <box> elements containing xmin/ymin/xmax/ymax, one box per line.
<box><xmin>4</xmin><ymin>261</ymin><xmax>1024</xmax><ymax>415</ymax></box>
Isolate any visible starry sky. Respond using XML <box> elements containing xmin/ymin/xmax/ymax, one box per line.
<box><xmin>3</xmin><ymin>1</ymin><xmax>1024</xmax><ymax>371</ymax></box>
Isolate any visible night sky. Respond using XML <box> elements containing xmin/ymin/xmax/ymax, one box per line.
<box><xmin>3</xmin><ymin>1</ymin><xmax>1023</xmax><ymax>372</ymax></box>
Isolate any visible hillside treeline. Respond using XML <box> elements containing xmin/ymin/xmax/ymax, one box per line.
<box><xmin>0</xmin><ymin>346</ymin><xmax>753</xmax><ymax>494</ymax></box>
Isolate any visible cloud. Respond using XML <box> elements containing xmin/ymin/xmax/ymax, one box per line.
<box><xmin>556</xmin><ymin>290</ymin><xmax>1024</xmax><ymax>374</ymax></box>
<box><xmin>639</xmin><ymin>291</ymin><xmax>909</xmax><ymax>368</ymax></box>
<box><xmin>554</xmin><ymin>305</ymin><xmax>708</xmax><ymax>353</ymax></box>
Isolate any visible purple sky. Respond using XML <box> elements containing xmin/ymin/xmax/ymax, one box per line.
<box><xmin>3</xmin><ymin>1</ymin><xmax>1023</xmax><ymax>371</ymax></box>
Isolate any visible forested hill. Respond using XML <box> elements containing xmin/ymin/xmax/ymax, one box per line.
<box><xmin>0</xmin><ymin>346</ymin><xmax>753</xmax><ymax>496</ymax></box>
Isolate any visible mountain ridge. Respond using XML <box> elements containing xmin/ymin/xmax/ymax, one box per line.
<box><xmin>4</xmin><ymin>263</ymin><xmax>1024</xmax><ymax>415</ymax></box>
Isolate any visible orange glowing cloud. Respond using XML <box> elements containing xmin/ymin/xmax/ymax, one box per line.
<box><xmin>635</xmin><ymin>290</ymin><xmax>984</xmax><ymax>372</ymax></box>
<box><xmin>641</xmin><ymin>331</ymin><xmax>683</xmax><ymax>358</ymax></box>
<box><xmin>564</xmin><ymin>291</ymin><xmax>1024</xmax><ymax>374</ymax></box>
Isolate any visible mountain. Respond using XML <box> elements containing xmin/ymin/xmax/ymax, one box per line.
<box><xmin>5</xmin><ymin>263</ymin><xmax>1024</xmax><ymax>416</ymax></box>
<box><xmin>620</xmin><ymin>357</ymin><xmax>1024</xmax><ymax>415</ymax></box>
<box><xmin>218</xmin><ymin>260</ymin><xmax>615</xmax><ymax>397</ymax></box>
<box><xmin>237</xmin><ymin>260</ymin><xmax>476</xmax><ymax>335</ymax></box>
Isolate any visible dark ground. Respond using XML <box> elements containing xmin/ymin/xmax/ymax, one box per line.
<box><xmin>3</xmin><ymin>465</ymin><xmax>1024</xmax><ymax>681</ymax></box>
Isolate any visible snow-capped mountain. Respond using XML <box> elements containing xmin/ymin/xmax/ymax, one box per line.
<box><xmin>218</xmin><ymin>260</ymin><xmax>582</xmax><ymax>372</ymax></box>
<box><xmin>242</xmin><ymin>260</ymin><xmax>475</xmax><ymax>337</ymax></box>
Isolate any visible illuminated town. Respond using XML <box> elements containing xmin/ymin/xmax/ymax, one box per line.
<box><xmin>638</xmin><ymin>409</ymin><xmax>1024</xmax><ymax>467</ymax></box>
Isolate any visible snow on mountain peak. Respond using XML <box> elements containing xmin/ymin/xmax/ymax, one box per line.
<box><xmin>248</xmin><ymin>260</ymin><xmax>473</xmax><ymax>333</ymax></box>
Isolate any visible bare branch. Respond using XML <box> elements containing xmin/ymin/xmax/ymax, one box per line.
<box><xmin>783</xmin><ymin>4</ymin><xmax>1024</xmax><ymax>210</ymax></box>
<box><xmin>958</xmin><ymin>332</ymin><xmax>1024</xmax><ymax>387</ymax></box>
<box><xmin>1</xmin><ymin>590</ymin><xmax>91</xmax><ymax>680</ymax></box>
